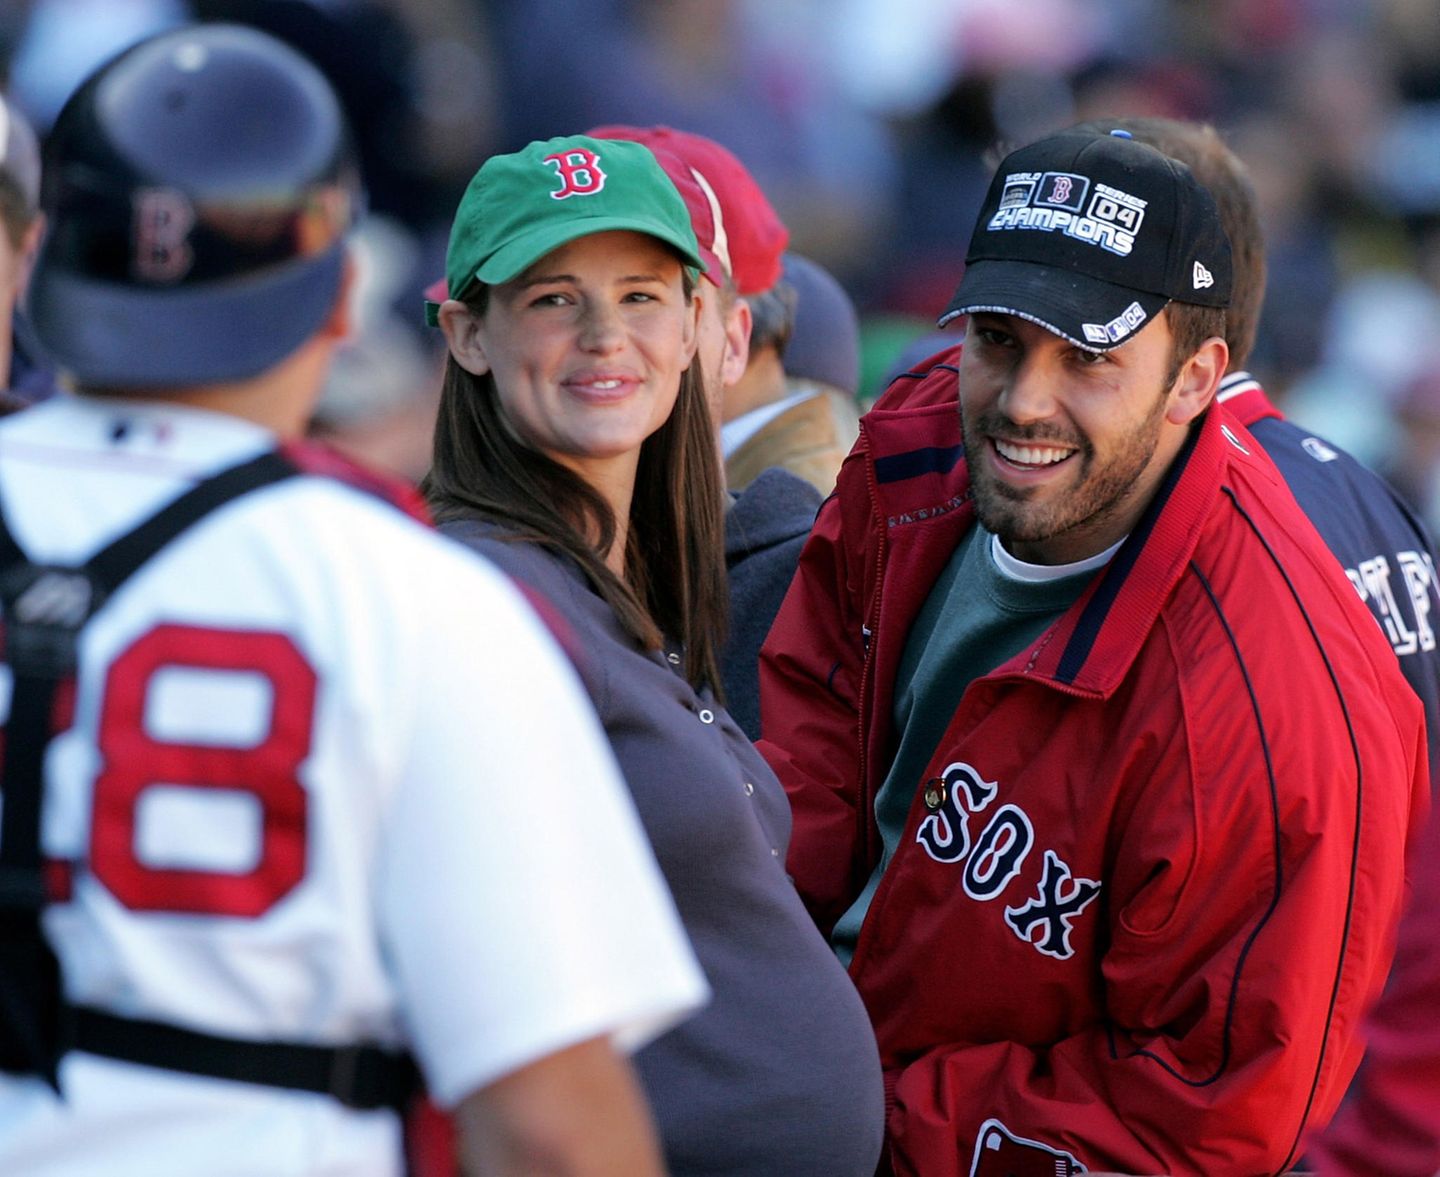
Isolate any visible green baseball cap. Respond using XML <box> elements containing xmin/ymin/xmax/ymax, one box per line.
<box><xmin>426</xmin><ymin>134</ymin><xmax>705</xmax><ymax>326</ymax></box>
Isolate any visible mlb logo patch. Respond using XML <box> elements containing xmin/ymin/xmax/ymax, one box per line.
<box><xmin>1082</xmin><ymin>300</ymin><xmax>1148</xmax><ymax>346</ymax></box>
<box><xmin>1035</xmin><ymin>172</ymin><xmax>1088</xmax><ymax>211</ymax></box>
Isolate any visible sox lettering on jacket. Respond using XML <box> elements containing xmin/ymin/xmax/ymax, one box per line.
<box><xmin>917</xmin><ymin>762</ymin><xmax>1101</xmax><ymax>961</ymax></box>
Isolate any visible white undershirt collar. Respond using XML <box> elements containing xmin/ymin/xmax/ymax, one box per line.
<box><xmin>990</xmin><ymin>531</ymin><xmax>1127</xmax><ymax>583</ymax></box>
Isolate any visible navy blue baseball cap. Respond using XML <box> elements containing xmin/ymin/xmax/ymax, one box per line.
<box><xmin>941</xmin><ymin>129</ymin><xmax>1232</xmax><ymax>351</ymax></box>
<box><xmin>31</xmin><ymin>25</ymin><xmax>360</xmax><ymax>389</ymax></box>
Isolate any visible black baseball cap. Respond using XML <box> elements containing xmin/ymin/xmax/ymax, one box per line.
<box><xmin>940</xmin><ymin>129</ymin><xmax>1232</xmax><ymax>351</ymax></box>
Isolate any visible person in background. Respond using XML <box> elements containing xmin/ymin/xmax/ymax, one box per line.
<box><xmin>721</xmin><ymin>249</ymin><xmax>866</xmax><ymax>740</ymax></box>
<box><xmin>0</xmin><ymin>27</ymin><xmax>706</xmax><ymax>1176</ymax></box>
<box><xmin>1389</xmin><ymin>361</ymin><xmax>1440</xmax><ymax>540</ymax></box>
<box><xmin>588</xmin><ymin>123</ymin><xmax>829</xmax><ymax>741</ymax></box>
<box><xmin>724</xmin><ymin>249</ymin><xmax>863</xmax><ymax>495</ymax></box>
<box><xmin>308</xmin><ymin>310</ymin><xmax>443</xmax><ymax>485</ymax></box>
<box><xmin>759</xmin><ymin>127</ymin><xmax>1427</xmax><ymax>1175</ymax></box>
<box><xmin>0</xmin><ymin>91</ymin><xmax>49</xmax><ymax>409</ymax></box>
<box><xmin>781</xmin><ymin>251</ymin><xmax>863</xmax><ymax>409</ymax></box>
<box><xmin>425</xmin><ymin>132</ymin><xmax>884</xmax><ymax>1176</ymax></box>
<box><xmin>589</xmin><ymin>123</ymin><xmax>860</xmax><ymax>497</ymax></box>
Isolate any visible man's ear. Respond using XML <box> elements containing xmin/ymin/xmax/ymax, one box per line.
<box><xmin>16</xmin><ymin>213</ymin><xmax>44</xmax><ymax>295</ymax></box>
<box><xmin>721</xmin><ymin>296</ymin><xmax>751</xmax><ymax>388</ymax></box>
<box><xmin>438</xmin><ymin>299</ymin><xmax>491</xmax><ymax>376</ymax></box>
<box><xmin>681</xmin><ymin>286</ymin><xmax>701</xmax><ymax>367</ymax></box>
<box><xmin>320</xmin><ymin>255</ymin><xmax>357</xmax><ymax>341</ymax></box>
<box><xmin>1166</xmin><ymin>336</ymin><xmax>1228</xmax><ymax>426</ymax></box>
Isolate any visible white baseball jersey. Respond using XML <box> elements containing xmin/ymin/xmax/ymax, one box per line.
<box><xmin>0</xmin><ymin>395</ymin><xmax>707</xmax><ymax>1176</ymax></box>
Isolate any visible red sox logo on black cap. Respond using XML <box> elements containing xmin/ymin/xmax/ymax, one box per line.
<box><xmin>1037</xmin><ymin>173</ymin><xmax>1087</xmax><ymax>212</ymax></box>
<box><xmin>544</xmin><ymin>148</ymin><xmax>606</xmax><ymax>199</ymax></box>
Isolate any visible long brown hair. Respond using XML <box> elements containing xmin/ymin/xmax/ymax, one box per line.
<box><xmin>423</xmin><ymin>277</ymin><xmax>729</xmax><ymax>700</ymax></box>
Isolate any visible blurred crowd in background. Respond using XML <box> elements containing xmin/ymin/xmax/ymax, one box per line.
<box><xmin>6</xmin><ymin>0</ymin><xmax>1440</xmax><ymax>525</ymax></box>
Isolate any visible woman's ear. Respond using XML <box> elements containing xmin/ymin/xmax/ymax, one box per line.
<box><xmin>439</xmin><ymin>300</ymin><xmax>491</xmax><ymax>376</ymax></box>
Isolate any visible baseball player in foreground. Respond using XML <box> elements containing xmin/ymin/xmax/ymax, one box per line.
<box><xmin>0</xmin><ymin>24</ymin><xmax>706</xmax><ymax>1176</ymax></box>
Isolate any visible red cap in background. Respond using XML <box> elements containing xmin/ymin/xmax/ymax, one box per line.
<box><xmin>631</xmin><ymin>143</ymin><xmax>726</xmax><ymax>287</ymax></box>
<box><xmin>588</xmin><ymin>124</ymin><xmax>788</xmax><ymax>296</ymax></box>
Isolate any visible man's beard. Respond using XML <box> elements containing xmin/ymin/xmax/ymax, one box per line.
<box><xmin>960</xmin><ymin>384</ymin><xmax>1170</xmax><ymax>553</ymax></box>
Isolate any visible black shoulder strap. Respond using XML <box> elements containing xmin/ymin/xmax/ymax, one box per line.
<box><xmin>0</xmin><ymin>448</ymin><xmax>421</xmax><ymax>1109</ymax></box>
<box><xmin>0</xmin><ymin>450</ymin><xmax>300</xmax><ymax>880</ymax></box>
<box><xmin>71</xmin><ymin>1005</ymin><xmax>419</xmax><ymax>1111</ymax></box>
<box><xmin>86</xmin><ymin>450</ymin><xmax>299</xmax><ymax>595</ymax></box>
<box><xmin>0</xmin><ymin>451</ymin><xmax>299</xmax><ymax>1089</ymax></box>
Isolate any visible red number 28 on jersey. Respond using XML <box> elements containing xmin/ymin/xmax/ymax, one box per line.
<box><xmin>88</xmin><ymin>623</ymin><xmax>315</xmax><ymax>918</ymax></box>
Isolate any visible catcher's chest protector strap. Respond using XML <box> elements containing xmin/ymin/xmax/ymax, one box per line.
<box><xmin>0</xmin><ymin>451</ymin><xmax>419</xmax><ymax>1110</ymax></box>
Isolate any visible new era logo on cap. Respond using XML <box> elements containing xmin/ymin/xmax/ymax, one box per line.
<box><xmin>1193</xmin><ymin>260</ymin><xmax>1214</xmax><ymax>289</ymax></box>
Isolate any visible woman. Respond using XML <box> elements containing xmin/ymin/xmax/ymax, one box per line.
<box><xmin>426</xmin><ymin>135</ymin><xmax>884</xmax><ymax>1175</ymax></box>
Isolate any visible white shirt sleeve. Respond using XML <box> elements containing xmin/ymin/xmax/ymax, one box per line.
<box><xmin>374</xmin><ymin>551</ymin><xmax>708</xmax><ymax>1108</ymax></box>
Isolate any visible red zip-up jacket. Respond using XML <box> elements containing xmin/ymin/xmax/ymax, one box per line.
<box><xmin>758</xmin><ymin>346</ymin><xmax>1428</xmax><ymax>1176</ymax></box>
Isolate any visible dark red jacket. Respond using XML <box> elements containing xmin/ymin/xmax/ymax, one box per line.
<box><xmin>759</xmin><ymin>346</ymin><xmax>1429</xmax><ymax>1176</ymax></box>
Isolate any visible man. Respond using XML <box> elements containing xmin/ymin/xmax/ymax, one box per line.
<box><xmin>0</xmin><ymin>25</ymin><xmax>706</xmax><ymax>1176</ymax></box>
<box><xmin>585</xmin><ymin>123</ymin><xmax>762</xmax><ymax>443</ymax></box>
<box><xmin>759</xmin><ymin>128</ymin><xmax>1426</xmax><ymax>1175</ymax></box>
<box><xmin>729</xmin><ymin>250</ymin><xmax>864</xmax><ymax>495</ymax></box>
<box><xmin>0</xmin><ymin>91</ymin><xmax>49</xmax><ymax>407</ymax></box>
<box><xmin>717</xmin><ymin>258</ymin><xmax>859</xmax><ymax>496</ymax></box>
<box><xmin>588</xmin><ymin>123</ymin><xmax>824</xmax><ymax>740</ymax></box>
<box><xmin>1077</xmin><ymin>116</ymin><xmax>1440</xmax><ymax>781</ymax></box>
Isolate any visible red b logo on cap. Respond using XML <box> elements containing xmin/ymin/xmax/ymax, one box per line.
<box><xmin>544</xmin><ymin>149</ymin><xmax>606</xmax><ymax>199</ymax></box>
<box><xmin>132</xmin><ymin>187</ymin><xmax>195</xmax><ymax>283</ymax></box>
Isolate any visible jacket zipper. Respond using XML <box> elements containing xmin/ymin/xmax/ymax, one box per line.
<box><xmin>856</xmin><ymin>427</ymin><xmax>888</xmax><ymax>873</ymax></box>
